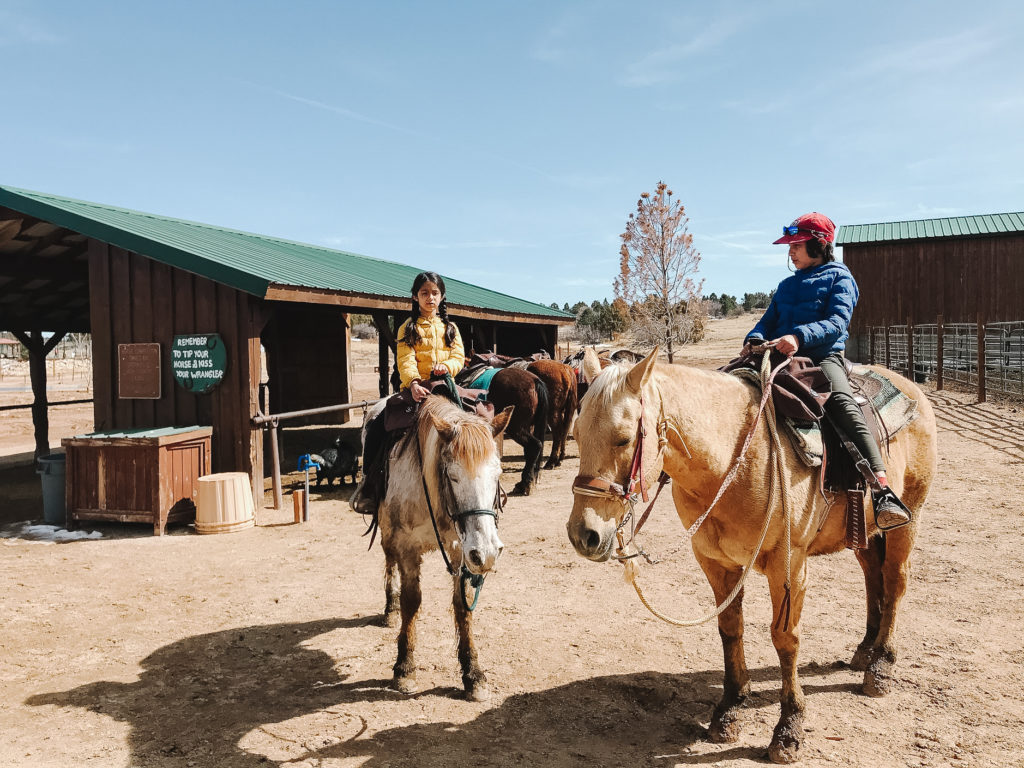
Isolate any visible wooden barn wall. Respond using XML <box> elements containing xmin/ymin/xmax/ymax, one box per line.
<box><xmin>88</xmin><ymin>240</ymin><xmax>263</xmax><ymax>500</ymax></box>
<box><xmin>456</xmin><ymin>318</ymin><xmax>557</xmax><ymax>358</ymax></box>
<box><xmin>843</xmin><ymin>235</ymin><xmax>1024</xmax><ymax>332</ymax></box>
<box><xmin>263</xmin><ymin>303</ymin><xmax>351</xmax><ymax>426</ymax></box>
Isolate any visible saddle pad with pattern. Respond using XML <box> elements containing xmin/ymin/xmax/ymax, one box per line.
<box><xmin>733</xmin><ymin>366</ymin><xmax>919</xmax><ymax>467</ymax></box>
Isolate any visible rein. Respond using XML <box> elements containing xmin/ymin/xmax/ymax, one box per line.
<box><xmin>572</xmin><ymin>349</ymin><xmax>797</xmax><ymax>628</ymax></box>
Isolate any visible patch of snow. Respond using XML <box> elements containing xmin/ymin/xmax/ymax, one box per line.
<box><xmin>1</xmin><ymin>523</ymin><xmax>103</xmax><ymax>542</ymax></box>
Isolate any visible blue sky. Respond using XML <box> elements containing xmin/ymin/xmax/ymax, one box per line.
<box><xmin>2</xmin><ymin>1</ymin><xmax>1022</xmax><ymax>306</ymax></box>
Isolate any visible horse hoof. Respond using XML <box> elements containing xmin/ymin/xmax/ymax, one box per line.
<box><xmin>862</xmin><ymin>650</ymin><xmax>895</xmax><ymax>697</ymax></box>
<box><xmin>382</xmin><ymin>610</ymin><xmax>400</xmax><ymax>629</ymax></box>
<box><xmin>394</xmin><ymin>675</ymin><xmax>418</xmax><ymax>694</ymax></box>
<box><xmin>466</xmin><ymin>684</ymin><xmax>491</xmax><ymax>703</ymax></box>
<box><xmin>850</xmin><ymin>646</ymin><xmax>872</xmax><ymax>672</ymax></box>
<box><xmin>707</xmin><ymin>717</ymin><xmax>741</xmax><ymax>744</ymax></box>
<box><xmin>768</xmin><ymin>740</ymin><xmax>801</xmax><ymax>764</ymax></box>
<box><xmin>767</xmin><ymin>724</ymin><xmax>802</xmax><ymax>763</ymax></box>
<box><xmin>510</xmin><ymin>483</ymin><xmax>530</xmax><ymax>496</ymax></box>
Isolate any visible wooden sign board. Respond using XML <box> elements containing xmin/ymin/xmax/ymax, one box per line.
<box><xmin>118</xmin><ymin>343</ymin><xmax>162</xmax><ymax>399</ymax></box>
<box><xmin>171</xmin><ymin>334</ymin><xmax>227</xmax><ymax>393</ymax></box>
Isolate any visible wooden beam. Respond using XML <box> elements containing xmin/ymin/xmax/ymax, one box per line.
<box><xmin>265</xmin><ymin>284</ymin><xmax>573</xmax><ymax>326</ymax></box>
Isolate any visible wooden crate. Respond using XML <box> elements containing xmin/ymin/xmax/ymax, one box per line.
<box><xmin>62</xmin><ymin>426</ymin><xmax>213</xmax><ymax>535</ymax></box>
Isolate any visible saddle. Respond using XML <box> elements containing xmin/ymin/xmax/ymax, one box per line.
<box><xmin>722</xmin><ymin>353</ymin><xmax>919</xmax><ymax>549</ymax></box>
<box><xmin>383</xmin><ymin>375</ymin><xmax>493</xmax><ymax>433</ymax></box>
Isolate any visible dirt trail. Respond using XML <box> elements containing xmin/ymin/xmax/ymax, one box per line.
<box><xmin>1</xmin><ymin>315</ymin><xmax>1022</xmax><ymax>767</ymax></box>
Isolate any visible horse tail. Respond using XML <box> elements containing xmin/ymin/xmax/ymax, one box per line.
<box><xmin>532</xmin><ymin>377</ymin><xmax>550</xmax><ymax>439</ymax></box>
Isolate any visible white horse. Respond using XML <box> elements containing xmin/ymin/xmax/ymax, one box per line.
<box><xmin>364</xmin><ymin>394</ymin><xmax>512</xmax><ymax>700</ymax></box>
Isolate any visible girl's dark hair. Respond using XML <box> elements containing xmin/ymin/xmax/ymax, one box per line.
<box><xmin>807</xmin><ymin>238</ymin><xmax>835</xmax><ymax>264</ymax></box>
<box><xmin>402</xmin><ymin>271</ymin><xmax>457</xmax><ymax>347</ymax></box>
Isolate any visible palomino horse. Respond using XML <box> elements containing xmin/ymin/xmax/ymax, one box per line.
<box><xmin>371</xmin><ymin>394</ymin><xmax>513</xmax><ymax>701</ymax></box>
<box><xmin>527</xmin><ymin>359</ymin><xmax>578</xmax><ymax>469</ymax></box>
<box><xmin>565</xmin><ymin>349</ymin><xmax>937</xmax><ymax>763</ymax></box>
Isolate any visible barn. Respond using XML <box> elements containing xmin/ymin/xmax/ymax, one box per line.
<box><xmin>0</xmin><ymin>184</ymin><xmax>573</xmax><ymax>504</ymax></box>
<box><xmin>837</xmin><ymin>211</ymin><xmax>1024</xmax><ymax>360</ymax></box>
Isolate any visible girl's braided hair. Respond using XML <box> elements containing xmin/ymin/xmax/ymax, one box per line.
<box><xmin>402</xmin><ymin>271</ymin><xmax>457</xmax><ymax>347</ymax></box>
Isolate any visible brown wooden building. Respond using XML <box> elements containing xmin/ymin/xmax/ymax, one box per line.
<box><xmin>0</xmin><ymin>185</ymin><xmax>572</xmax><ymax>502</ymax></box>
<box><xmin>837</xmin><ymin>211</ymin><xmax>1024</xmax><ymax>356</ymax></box>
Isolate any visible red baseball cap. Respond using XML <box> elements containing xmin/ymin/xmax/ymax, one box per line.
<box><xmin>773</xmin><ymin>212</ymin><xmax>836</xmax><ymax>244</ymax></box>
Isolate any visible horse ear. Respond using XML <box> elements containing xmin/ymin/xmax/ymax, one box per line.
<box><xmin>625</xmin><ymin>347</ymin><xmax>659</xmax><ymax>393</ymax></box>
<box><xmin>581</xmin><ymin>347</ymin><xmax>602</xmax><ymax>384</ymax></box>
<box><xmin>426</xmin><ymin>411</ymin><xmax>458</xmax><ymax>442</ymax></box>
<box><xmin>491</xmin><ymin>406</ymin><xmax>515</xmax><ymax>438</ymax></box>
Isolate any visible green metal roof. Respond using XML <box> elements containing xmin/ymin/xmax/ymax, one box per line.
<box><xmin>0</xmin><ymin>184</ymin><xmax>572</xmax><ymax>320</ymax></box>
<box><xmin>837</xmin><ymin>211</ymin><xmax>1024</xmax><ymax>246</ymax></box>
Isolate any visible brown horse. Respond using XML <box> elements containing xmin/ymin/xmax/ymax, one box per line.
<box><xmin>373</xmin><ymin>395</ymin><xmax>513</xmax><ymax>700</ymax></box>
<box><xmin>566</xmin><ymin>350</ymin><xmax>937</xmax><ymax>762</ymax></box>
<box><xmin>527</xmin><ymin>359</ymin><xmax>578</xmax><ymax>469</ymax></box>
<box><xmin>487</xmin><ymin>366</ymin><xmax>549</xmax><ymax>495</ymax></box>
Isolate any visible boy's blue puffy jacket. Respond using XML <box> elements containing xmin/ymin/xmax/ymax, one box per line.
<box><xmin>746</xmin><ymin>262</ymin><xmax>859</xmax><ymax>363</ymax></box>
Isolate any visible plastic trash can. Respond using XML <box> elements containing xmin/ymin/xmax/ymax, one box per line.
<box><xmin>37</xmin><ymin>453</ymin><xmax>67</xmax><ymax>526</ymax></box>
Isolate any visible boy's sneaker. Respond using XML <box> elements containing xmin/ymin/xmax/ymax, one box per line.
<box><xmin>874</xmin><ymin>489</ymin><xmax>911</xmax><ymax>530</ymax></box>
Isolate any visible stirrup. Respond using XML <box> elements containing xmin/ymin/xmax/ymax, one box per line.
<box><xmin>873</xmin><ymin>488</ymin><xmax>912</xmax><ymax>531</ymax></box>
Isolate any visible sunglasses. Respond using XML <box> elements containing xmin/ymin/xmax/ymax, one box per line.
<box><xmin>782</xmin><ymin>225</ymin><xmax>829</xmax><ymax>239</ymax></box>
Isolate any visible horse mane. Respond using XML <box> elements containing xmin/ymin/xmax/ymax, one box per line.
<box><xmin>416</xmin><ymin>395</ymin><xmax>495</xmax><ymax>474</ymax></box>
<box><xmin>583</xmin><ymin>361</ymin><xmax>632</xmax><ymax>410</ymax></box>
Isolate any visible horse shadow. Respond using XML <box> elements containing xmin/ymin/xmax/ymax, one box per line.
<box><xmin>27</xmin><ymin>614</ymin><xmax>853</xmax><ymax>767</ymax></box>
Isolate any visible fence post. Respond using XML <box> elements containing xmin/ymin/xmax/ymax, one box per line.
<box><xmin>936</xmin><ymin>314</ymin><xmax>944</xmax><ymax>390</ymax></box>
<box><xmin>884</xmin><ymin>324</ymin><xmax>891</xmax><ymax>370</ymax></box>
<box><xmin>906</xmin><ymin>316</ymin><xmax>915</xmax><ymax>380</ymax></box>
<box><xmin>977</xmin><ymin>313</ymin><xmax>986</xmax><ymax>403</ymax></box>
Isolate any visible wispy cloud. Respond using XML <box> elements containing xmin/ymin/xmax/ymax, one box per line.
<box><xmin>619</xmin><ymin>17</ymin><xmax>744</xmax><ymax>87</ymax></box>
<box><xmin>530</xmin><ymin>10</ymin><xmax>585</xmax><ymax>63</ymax></box>
<box><xmin>912</xmin><ymin>204</ymin><xmax>962</xmax><ymax>218</ymax></box>
<box><xmin>0</xmin><ymin>10</ymin><xmax>62</xmax><ymax>45</ymax></box>
<box><xmin>851</xmin><ymin>27</ymin><xmax>999</xmax><ymax>80</ymax></box>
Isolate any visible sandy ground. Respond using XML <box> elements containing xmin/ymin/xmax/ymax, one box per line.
<box><xmin>1</xmin><ymin>315</ymin><xmax>1023</xmax><ymax>767</ymax></box>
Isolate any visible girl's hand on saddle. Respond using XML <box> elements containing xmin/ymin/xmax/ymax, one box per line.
<box><xmin>410</xmin><ymin>381</ymin><xmax>430</xmax><ymax>402</ymax></box>
<box><xmin>431</xmin><ymin>364</ymin><xmax>448</xmax><ymax>377</ymax></box>
<box><xmin>772</xmin><ymin>334</ymin><xmax>800</xmax><ymax>356</ymax></box>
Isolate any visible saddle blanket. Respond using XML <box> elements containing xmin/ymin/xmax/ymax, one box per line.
<box><xmin>733</xmin><ymin>366</ymin><xmax>919</xmax><ymax>468</ymax></box>
<box><xmin>464</xmin><ymin>365</ymin><xmax>500</xmax><ymax>391</ymax></box>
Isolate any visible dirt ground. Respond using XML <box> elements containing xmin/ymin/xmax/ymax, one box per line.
<box><xmin>1</xmin><ymin>315</ymin><xmax>1023</xmax><ymax>767</ymax></box>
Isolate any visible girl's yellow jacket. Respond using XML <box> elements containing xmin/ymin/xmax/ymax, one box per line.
<box><xmin>395</xmin><ymin>316</ymin><xmax>465</xmax><ymax>389</ymax></box>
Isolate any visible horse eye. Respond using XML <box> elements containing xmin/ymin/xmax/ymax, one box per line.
<box><xmin>615</xmin><ymin>437</ymin><xmax>632</xmax><ymax>447</ymax></box>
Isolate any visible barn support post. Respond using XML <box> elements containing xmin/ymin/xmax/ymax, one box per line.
<box><xmin>906</xmin><ymin>317</ymin><xmax>915</xmax><ymax>380</ymax></box>
<box><xmin>372</xmin><ymin>311</ymin><xmax>398</xmax><ymax>398</ymax></box>
<box><xmin>268</xmin><ymin>420</ymin><xmax>283</xmax><ymax>510</ymax></box>
<box><xmin>936</xmin><ymin>314</ymin><xmax>944</xmax><ymax>390</ymax></box>
<box><xmin>977</xmin><ymin>313</ymin><xmax>986</xmax><ymax>403</ymax></box>
<box><xmin>11</xmin><ymin>329</ymin><xmax>68</xmax><ymax>459</ymax></box>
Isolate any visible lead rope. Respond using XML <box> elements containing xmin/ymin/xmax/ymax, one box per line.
<box><xmin>620</xmin><ymin>350</ymin><xmax>794</xmax><ymax>628</ymax></box>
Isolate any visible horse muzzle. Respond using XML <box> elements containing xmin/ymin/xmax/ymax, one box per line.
<box><xmin>566</xmin><ymin>505</ymin><xmax>618</xmax><ymax>562</ymax></box>
<box><xmin>461</xmin><ymin>517</ymin><xmax>504</xmax><ymax>575</ymax></box>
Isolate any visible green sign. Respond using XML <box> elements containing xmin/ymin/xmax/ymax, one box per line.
<box><xmin>171</xmin><ymin>334</ymin><xmax>227</xmax><ymax>393</ymax></box>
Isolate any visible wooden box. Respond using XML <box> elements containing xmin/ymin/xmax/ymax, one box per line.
<box><xmin>62</xmin><ymin>426</ymin><xmax>213</xmax><ymax>535</ymax></box>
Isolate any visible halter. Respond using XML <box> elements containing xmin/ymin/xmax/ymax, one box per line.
<box><xmin>571</xmin><ymin>392</ymin><xmax>675</xmax><ymax>561</ymax></box>
<box><xmin>418</xmin><ymin>435</ymin><xmax>505</xmax><ymax>612</ymax></box>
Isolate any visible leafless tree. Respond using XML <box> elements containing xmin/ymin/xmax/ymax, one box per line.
<box><xmin>614</xmin><ymin>181</ymin><xmax>705</xmax><ymax>363</ymax></box>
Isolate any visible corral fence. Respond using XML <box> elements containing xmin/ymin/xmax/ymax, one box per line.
<box><xmin>865</xmin><ymin>315</ymin><xmax>1024</xmax><ymax>403</ymax></box>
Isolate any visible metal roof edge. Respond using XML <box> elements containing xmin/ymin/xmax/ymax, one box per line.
<box><xmin>837</xmin><ymin>210</ymin><xmax>1024</xmax><ymax>246</ymax></box>
<box><xmin>0</xmin><ymin>185</ymin><xmax>270</xmax><ymax>296</ymax></box>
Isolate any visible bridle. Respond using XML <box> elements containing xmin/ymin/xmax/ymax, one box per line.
<box><xmin>571</xmin><ymin>391</ymin><xmax>675</xmax><ymax>562</ymax></box>
<box><xmin>418</xmin><ymin>435</ymin><xmax>505</xmax><ymax>611</ymax></box>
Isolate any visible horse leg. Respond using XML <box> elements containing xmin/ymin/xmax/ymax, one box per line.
<box><xmin>765</xmin><ymin>553</ymin><xmax>809</xmax><ymax>764</ymax></box>
<box><xmin>697</xmin><ymin>558</ymin><xmax>750</xmax><ymax>743</ymax></box>
<box><xmin>382</xmin><ymin>545</ymin><xmax>401</xmax><ymax>628</ymax></box>
<box><xmin>862</xmin><ymin>526</ymin><xmax>915</xmax><ymax>697</ymax></box>
<box><xmin>544</xmin><ymin>411</ymin><xmax>567</xmax><ymax>469</ymax></box>
<box><xmin>452</xmin><ymin>574</ymin><xmax>489</xmax><ymax>702</ymax></box>
<box><xmin>393</xmin><ymin>554</ymin><xmax>423</xmax><ymax>694</ymax></box>
<box><xmin>851</xmin><ymin>535</ymin><xmax>884</xmax><ymax>671</ymax></box>
<box><xmin>511</xmin><ymin>434</ymin><xmax>539</xmax><ymax>495</ymax></box>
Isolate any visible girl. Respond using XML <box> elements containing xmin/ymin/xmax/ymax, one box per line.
<box><xmin>350</xmin><ymin>271</ymin><xmax>465</xmax><ymax>515</ymax></box>
<box><xmin>742</xmin><ymin>212</ymin><xmax>909</xmax><ymax>529</ymax></box>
